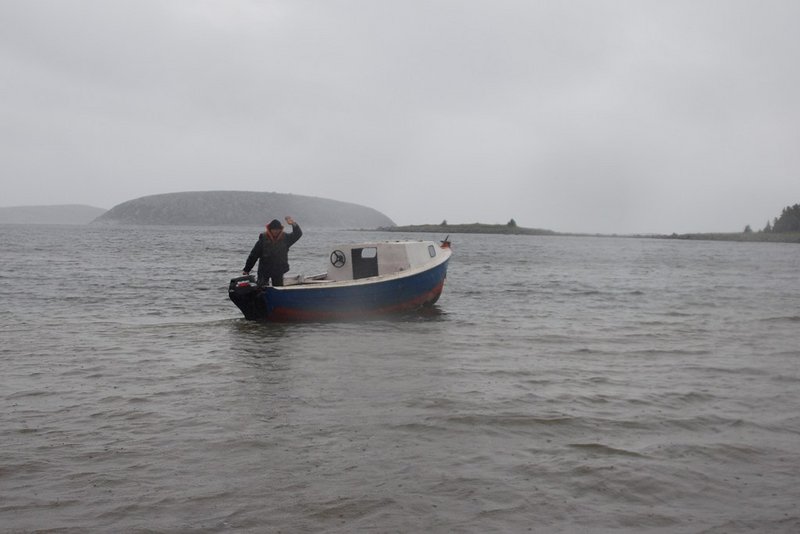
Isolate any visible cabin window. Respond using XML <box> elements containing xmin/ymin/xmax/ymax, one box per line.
<box><xmin>428</xmin><ymin>245</ymin><xmax>436</xmax><ymax>257</ymax></box>
<box><xmin>352</xmin><ymin>247</ymin><xmax>379</xmax><ymax>279</ymax></box>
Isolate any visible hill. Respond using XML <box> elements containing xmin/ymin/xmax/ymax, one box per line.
<box><xmin>0</xmin><ymin>204</ymin><xmax>107</xmax><ymax>225</ymax></box>
<box><xmin>93</xmin><ymin>191</ymin><xmax>395</xmax><ymax>227</ymax></box>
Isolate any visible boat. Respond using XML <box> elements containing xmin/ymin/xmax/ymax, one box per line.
<box><xmin>228</xmin><ymin>238</ymin><xmax>452</xmax><ymax>321</ymax></box>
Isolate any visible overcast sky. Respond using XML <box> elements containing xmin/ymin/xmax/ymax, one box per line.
<box><xmin>2</xmin><ymin>0</ymin><xmax>799</xmax><ymax>233</ymax></box>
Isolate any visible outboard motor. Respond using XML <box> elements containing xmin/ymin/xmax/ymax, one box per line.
<box><xmin>228</xmin><ymin>275</ymin><xmax>268</xmax><ymax>320</ymax></box>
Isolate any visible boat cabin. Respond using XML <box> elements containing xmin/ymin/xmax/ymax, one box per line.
<box><xmin>325</xmin><ymin>241</ymin><xmax>444</xmax><ymax>282</ymax></box>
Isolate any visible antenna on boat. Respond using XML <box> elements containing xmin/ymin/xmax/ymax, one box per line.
<box><xmin>440</xmin><ymin>235</ymin><xmax>451</xmax><ymax>248</ymax></box>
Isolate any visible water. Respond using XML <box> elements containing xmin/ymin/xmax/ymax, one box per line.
<box><xmin>1</xmin><ymin>224</ymin><xmax>799</xmax><ymax>533</ymax></box>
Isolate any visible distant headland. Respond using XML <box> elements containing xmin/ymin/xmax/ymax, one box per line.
<box><xmin>382</xmin><ymin>210</ymin><xmax>800</xmax><ymax>244</ymax></box>
<box><xmin>380</xmin><ymin>219</ymin><xmax>557</xmax><ymax>236</ymax></box>
<box><xmin>657</xmin><ymin>203</ymin><xmax>800</xmax><ymax>243</ymax></box>
<box><xmin>0</xmin><ymin>204</ymin><xmax>106</xmax><ymax>225</ymax></box>
<box><xmin>5</xmin><ymin>196</ymin><xmax>798</xmax><ymax>243</ymax></box>
<box><xmin>93</xmin><ymin>191</ymin><xmax>395</xmax><ymax>227</ymax></box>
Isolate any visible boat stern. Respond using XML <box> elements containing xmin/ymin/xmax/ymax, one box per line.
<box><xmin>228</xmin><ymin>275</ymin><xmax>268</xmax><ymax>320</ymax></box>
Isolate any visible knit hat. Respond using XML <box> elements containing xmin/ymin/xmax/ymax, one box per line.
<box><xmin>267</xmin><ymin>219</ymin><xmax>283</xmax><ymax>230</ymax></box>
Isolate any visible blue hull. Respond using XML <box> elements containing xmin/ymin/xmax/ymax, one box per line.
<box><xmin>230</xmin><ymin>258</ymin><xmax>449</xmax><ymax>321</ymax></box>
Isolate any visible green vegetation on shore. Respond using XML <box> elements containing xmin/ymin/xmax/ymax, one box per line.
<box><xmin>667</xmin><ymin>203</ymin><xmax>800</xmax><ymax>243</ymax></box>
<box><xmin>379</xmin><ymin>207</ymin><xmax>800</xmax><ymax>243</ymax></box>
<box><xmin>761</xmin><ymin>203</ymin><xmax>800</xmax><ymax>233</ymax></box>
<box><xmin>383</xmin><ymin>224</ymin><xmax>800</xmax><ymax>242</ymax></box>
<box><xmin>379</xmin><ymin>219</ymin><xmax>557</xmax><ymax>236</ymax></box>
<box><xmin>661</xmin><ymin>232</ymin><xmax>800</xmax><ymax>243</ymax></box>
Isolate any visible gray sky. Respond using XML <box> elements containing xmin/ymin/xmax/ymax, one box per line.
<box><xmin>2</xmin><ymin>0</ymin><xmax>799</xmax><ymax>234</ymax></box>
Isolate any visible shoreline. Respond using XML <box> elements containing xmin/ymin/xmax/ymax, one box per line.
<box><xmin>377</xmin><ymin>224</ymin><xmax>800</xmax><ymax>243</ymax></box>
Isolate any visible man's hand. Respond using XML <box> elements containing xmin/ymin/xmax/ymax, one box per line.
<box><xmin>285</xmin><ymin>216</ymin><xmax>295</xmax><ymax>226</ymax></box>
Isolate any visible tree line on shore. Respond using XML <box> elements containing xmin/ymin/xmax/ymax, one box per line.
<box><xmin>746</xmin><ymin>204</ymin><xmax>800</xmax><ymax>233</ymax></box>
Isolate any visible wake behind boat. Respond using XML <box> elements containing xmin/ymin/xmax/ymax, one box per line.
<box><xmin>229</xmin><ymin>239</ymin><xmax>452</xmax><ymax>321</ymax></box>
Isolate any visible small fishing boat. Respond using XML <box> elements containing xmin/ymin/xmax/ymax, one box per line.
<box><xmin>229</xmin><ymin>239</ymin><xmax>452</xmax><ymax>321</ymax></box>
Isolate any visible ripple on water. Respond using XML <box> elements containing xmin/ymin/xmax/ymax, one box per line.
<box><xmin>2</xmin><ymin>226</ymin><xmax>800</xmax><ymax>532</ymax></box>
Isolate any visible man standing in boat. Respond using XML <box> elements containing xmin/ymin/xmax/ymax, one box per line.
<box><xmin>242</xmin><ymin>216</ymin><xmax>302</xmax><ymax>287</ymax></box>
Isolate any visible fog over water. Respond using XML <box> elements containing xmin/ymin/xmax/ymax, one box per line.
<box><xmin>2</xmin><ymin>1</ymin><xmax>800</xmax><ymax>233</ymax></box>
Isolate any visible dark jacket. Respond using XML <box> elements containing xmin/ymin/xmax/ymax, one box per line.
<box><xmin>243</xmin><ymin>223</ymin><xmax>302</xmax><ymax>278</ymax></box>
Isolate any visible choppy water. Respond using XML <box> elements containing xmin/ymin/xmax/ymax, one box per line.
<box><xmin>1</xmin><ymin>224</ymin><xmax>799</xmax><ymax>533</ymax></box>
